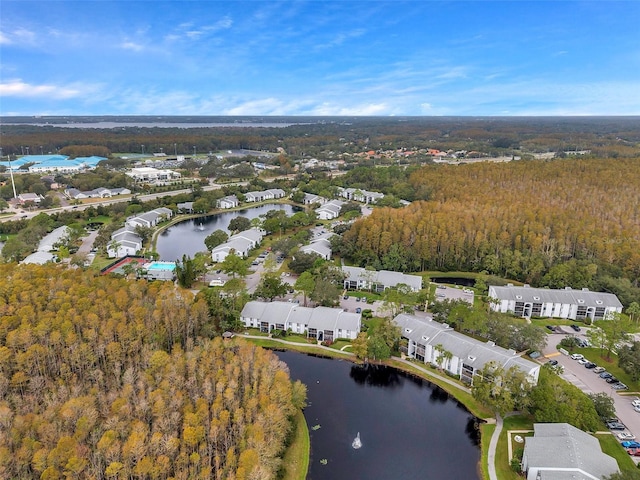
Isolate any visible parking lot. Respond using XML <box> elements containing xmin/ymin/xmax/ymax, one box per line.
<box><xmin>433</xmin><ymin>284</ymin><xmax>474</xmax><ymax>304</ymax></box>
<box><xmin>542</xmin><ymin>334</ymin><xmax>640</xmax><ymax>455</ymax></box>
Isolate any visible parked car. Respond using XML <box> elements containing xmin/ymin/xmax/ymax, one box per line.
<box><xmin>618</xmin><ymin>432</ymin><xmax>637</xmax><ymax>441</ymax></box>
<box><xmin>546</xmin><ymin>325</ymin><xmax>555</xmax><ymax>331</ymax></box>
<box><xmin>621</xmin><ymin>441</ymin><xmax>640</xmax><ymax>448</ymax></box>
<box><xmin>343</xmin><ymin>295</ymin><xmax>349</xmax><ymax>300</ymax></box>
<box><xmin>437</xmin><ymin>285</ymin><xmax>446</xmax><ymax>289</ymax></box>
<box><xmin>612</xmin><ymin>383</ymin><xmax>628</xmax><ymax>390</ymax></box>
<box><xmin>634</xmin><ymin>405</ymin><xmax>640</xmax><ymax>413</ymax></box>
<box><xmin>356</xmin><ymin>297</ymin><xmax>361</xmax><ymax>302</ymax></box>
<box><xmin>570</xmin><ymin>353</ymin><xmax>584</xmax><ymax>360</ymax></box>
<box><xmin>631</xmin><ymin>398</ymin><xmax>640</xmax><ymax>408</ymax></box>
<box><xmin>584</xmin><ymin>362</ymin><xmax>597</xmax><ymax>369</ymax></box>
<box><xmin>593</xmin><ymin>366</ymin><xmax>605</xmax><ymax>374</ymax></box>
<box><xmin>606</xmin><ymin>376</ymin><xmax>619</xmax><ymax>384</ymax></box>
<box><xmin>355</xmin><ymin>307</ymin><xmax>362</xmax><ymax>314</ymax></box>
<box><xmin>570</xmin><ymin>324</ymin><xmax>581</xmax><ymax>332</ymax></box>
<box><xmin>436</xmin><ymin>293</ymin><xmax>446</xmax><ymax>298</ymax></box>
<box><xmin>577</xmin><ymin>358</ymin><xmax>589</xmax><ymax>365</ymax></box>
<box><xmin>607</xmin><ymin>421</ymin><xmax>626</xmax><ymax>430</ymax></box>
<box><xmin>600</xmin><ymin>372</ymin><xmax>612</xmax><ymax>379</ymax></box>
<box><xmin>548</xmin><ymin>359</ymin><xmax>558</xmax><ymax>366</ymax></box>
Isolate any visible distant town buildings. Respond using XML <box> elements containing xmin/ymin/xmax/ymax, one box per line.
<box><xmin>65</xmin><ymin>187</ymin><xmax>131</xmax><ymax>200</ymax></box>
<box><xmin>337</xmin><ymin>187</ymin><xmax>384</xmax><ymax>204</ymax></box>
<box><xmin>244</xmin><ymin>189</ymin><xmax>285</xmax><ymax>202</ymax></box>
<box><xmin>126</xmin><ymin>167</ymin><xmax>181</xmax><ymax>183</ymax></box>
<box><xmin>0</xmin><ymin>155</ymin><xmax>105</xmax><ymax>173</ymax></box>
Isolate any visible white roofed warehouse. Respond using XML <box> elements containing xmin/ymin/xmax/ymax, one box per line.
<box><xmin>488</xmin><ymin>284</ymin><xmax>623</xmax><ymax>321</ymax></box>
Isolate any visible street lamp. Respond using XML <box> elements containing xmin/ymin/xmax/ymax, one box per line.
<box><xmin>174</xmin><ymin>143</ymin><xmax>177</xmax><ymax>156</ymax></box>
<box><xmin>193</xmin><ymin>146</ymin><xmax>196</xmax><ymax>156</ymax></box>
<box><xmin>25</xmin><ymin>147</ymin><xmax>29</xmax><ymax>155</ymax></box>
<box><xmin>40</xmin><ymin>146</ymin><xmax>43</xmax><ymax>155</ymax></box>
<box><xmin>141</xmin><ymin>145</ymin><xmax>145</xmax><ymax>154</ymax></box>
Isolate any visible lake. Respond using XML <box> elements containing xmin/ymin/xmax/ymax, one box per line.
<box><xmin>155</xmin><ymin>203</ymin><xmax>297</xmax><ymax>261</ymax></box>
<box><xmin>275</xmin><ymin>351</ymin><xmax>481</xmax><ymax>480</ymax></box>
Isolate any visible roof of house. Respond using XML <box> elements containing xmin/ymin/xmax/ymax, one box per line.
<box><xmin>240</xmin><ymin>301</ymin><xmax>361</xmax><ymax>332</ymax></box>
<box><xmin>524</xmin><ymin>423</ymin><xmax>619</xmax><ymax>479</ymax></box>
<box><xmin>300</xmin><ymin>242</ymin><xmax>331</xmax><ymax>258</ymax></box>
<box><xmin>394</xmin><ymin>314</ymin><xmax>539</xmax><ymax>375</ymax></box>
<box><xmin>21</xmin><ymin>251</ymin><xmax>56</xmax><ymax>265</ymax></box>
<box><xmin>38</xmin><ymin>226</ymin><xmax>70</xmax><ymax>252</ymax></box>
<box><xmin>490</xmin><ymin>285</ymin><xmax>623</xmax><ymax>309</ymax></box>
<box><xmin>316</xmin><ymin>199</ymin><xmax>345</xmax><ymax>214</ymax></box>
<box><xmin>342</xmin><ymin>266</ymin><xmax>423</xmax><ymax>290</ymax></box>
<box><xmin>229</xmin><ymin>227</ymin><xmax>264</xmax><ymax>243</ymax></box>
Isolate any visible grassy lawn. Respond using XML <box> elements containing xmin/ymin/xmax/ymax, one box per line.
<box><xmin>243</xmin><ymin>337</ymin><xmax>354</xmax><ymax>359</ymax></box>
<box><xmin>328</xmin><ymin>339</ymin><xmax>352</xmax><ymax>351</ymax></box>
<box><xmin>280</xmin><ymin>410</ymin><xmax>310</xmax><ymax>480</ymax></box>
<box><xmin>597</xmin><ymin>433</ymin><xmax>638</xmax><ymax>472</ymax></box>
<box><xmin>495</xmin><ymin>415</ymin><xmax>534</xmax><ymax>480</ymax></box>
<box><xmin>480</xmin><ymin>423</ymin><xmax>495</xmax><ymax>480</ymax></box>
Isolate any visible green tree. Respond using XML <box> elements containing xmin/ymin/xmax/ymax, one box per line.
<box><xmin>228</xmin><ymin>216</ymin><xmax>251</xmax><ymax>233</ymax></box>
<box><xmin>310</xmin><ymin>278</ymin><xmax>340</xmax><ymax>307</ymax></box>
<box><xmin>289</xmin><ymin>251</ymin><xmax>321</xmax><ymax>275</ymax></box>
<box><xmin>352</xmin><ymin>332</ymin><xmax>369</xmax><ymax>360</ymax></box>
<box><xmin>254</xmin><ymin>274</ymin><xmax>288</xmax><ymax>301</ymax></box>
<box><xmin>220</xmin><ymin>253</ymin><xmax>248</xmax><ymax>278</ymax></box>
<box><xmin>291</xmin><ymin>190</ymin><xmax>305</xmax><ymax>204</ymax></box>
<box><xmin>600</xmin><ymin>312</ymin><xmax>631</xmax><ymax>359</ymax></box>
<box><xmin>0</xmin><ymin>198</ymin><xmax>9</xmax><ymax>212</ymax></box>
<box><xmin>204</xmin><ymin>230</ymin><xmax>228</xmax><ymax>250</ymax></box>
<box><xmin>626</xmin><ymin>302</ymin><xmax>640</xmax><ymax>324</ymax></box>
<box><xmin>294</xmin><ymin>271</ymin><xmax>315</xmax><ymax>307</ymax></box>
<box><xmin>618</xmin><ymin>341</ymin><xmax>640</xmax><ymax>381</ymax></box>
<box><xmin>175</xmin><ymin>254</ymin><xmax>197</xmax><ymax>288</ymax></box>
<box><xmin>589</xmin><ymin>392</ymin><xmax>616</xmax><ymax>420</ymax></box>
<box><xmin>367</xmin><ymin>334</ymin><xmax>391</xmax><ymax>362</ymax></box>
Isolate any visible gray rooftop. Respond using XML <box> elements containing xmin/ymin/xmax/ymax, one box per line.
<box><xmin>394</xmin><ymin>314</ymin><xmax>539</xmax><ymax>375</ymax></box>
<box><xmin>523</xmin><ymin>423</ymin><xmax>619</xmax><ymax>479</ymax></box>
<box><xmin>342</xmin><ymin>266</ymin><xmax>423</xmax><ymax>291</ymax></box>
<box><xmin>490</xmin><ymin>285</ymin><xmax>622</xmax><ymax>309</ymax></box>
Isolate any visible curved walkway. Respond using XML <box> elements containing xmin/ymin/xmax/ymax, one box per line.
<box><xmin>487</xmin><ymin>413</ymin><xmax>503</xmax><ymax>480</ymax></box>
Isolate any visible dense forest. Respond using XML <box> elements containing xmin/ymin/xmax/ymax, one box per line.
<box><xmin>337</xmin><ymin>157</ymin><xmax>640</xmax><ymax>302</ymax></box>
<box><xmin>2</xmin><ymin>116</ymin><xmax>640</xmax><ymax>159</ymax></box>
<box><xmin>0</xmin><ymin>264</ymin><xmax>305</xmax><ymax>479</ymax></box>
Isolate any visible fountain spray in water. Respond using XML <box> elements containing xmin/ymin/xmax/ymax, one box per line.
<box><xmin>352</xmin><ymin>432</ymin><xmax>362</xmax><ymax>449</ymax></box>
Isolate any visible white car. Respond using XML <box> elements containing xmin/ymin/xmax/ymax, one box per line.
<box><xmin>634</xmin><ymin>405</ymin><xmax>640</xmax><ymax>413</ymax></box>
<box><xmin>617</xmin><ymin>432</ymin><xmax>637</xmax><ymax>440</ymax></box>
<box><xmin>571</xmin><ymin>353</ymin><xmax>584</xmax><ymax>361</ymax></box>
<box><xmin>577</xmin><ymin>358</ymin><xmax>589</xmax><ymax>365</ymax></box>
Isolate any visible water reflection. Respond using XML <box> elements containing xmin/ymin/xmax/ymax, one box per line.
<box><xmin>156</xmin><ymin>203</ymin><xmax>298</xmax><ymax>260</ymax></box>
<box><xmin>349</xmin><ymin>362</ymin><xmax>402</xmax><ymax>388</ymax></box>
<box><xmin>276</xmin><ymin>351</ymin><xmax>481</xmax><ymax>480</ymax></box>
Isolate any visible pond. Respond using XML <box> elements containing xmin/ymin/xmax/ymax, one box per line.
<box><xmin>432</xmin><ymin>276</ymin><xmax>476</xmax><ymax>287</ymax></box>
<box><xmin>275</xmin><ymin>351</ymin><xmax>481</xmax><ymax>480</ymax></box>
<box><xmin>155</xmin><ymin>203</ymin><xmax>298</xmax><ymax>261</ymax></box>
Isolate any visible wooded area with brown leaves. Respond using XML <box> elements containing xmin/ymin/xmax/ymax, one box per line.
<box><xmin>0</xmin><ymin>264</ymin><xmax>305</xmax><ymax>479</ymax></box>
<box><xmin>340</xmin><ymin>157</ymin><xmax>640</xmax><ymax>291</ymax></box>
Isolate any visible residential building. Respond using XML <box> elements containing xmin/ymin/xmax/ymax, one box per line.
<box><xmin>176</xmin><ymin>201</ymin><xmax>194</xmax><ymax>213</ymax></box>
<box><xmin>107</xmin><ymin>226</ymin><xmax>143</xmax><ymax>258</ymax></box>
<box><xmin>211</xmin><ymin>227</ymin><xmax>264</xmax><ymax>262</ymax></box>
<box><xmin>240</xmin><ymin>301</ymin><xmax>361</xmax><ymax>341</ymax></box>
<box><xmin>217</xmin><ymin>195</ymin><xmax>239</xmax><ymax>209</ymax></box>
<box><xmin>18</xmin><ymin>193</ymin><xmax>43</xmax><ymax>204</ymax></box>
<box><xmin>65</xmin><ymin>187</ymin><xmax>131</xmax><ymax>199</ymax></box>
<box><xmin>315</xmin><ymin>199</ymin><xmax>345</xmax><ymax>220</ymax></box>
<box><xmin>126</xmin><ymin>167</ymin><xmax>181</xmax><ymax>183</ymax></box>
<box><xmin>521</xmin><ymin>423</ymin><xmax>619</xmax><ymax>480</ymax></box>
<box><xmin>5</xmin><ymin>155</ymin><xmax>105</xmax><ymax>174</ymax></box>
<box><xmin>126</xmin><ymin>207</ymin><xmax>173</xmax><ymax>229</ymax></box>
<box><xmin>337</xmin><ymin>187</ymin><xmax>384</xmax><ymax>204</ymax></box>
<box><xmin>38</xmin><ymin>226</ymin><xmax>70</xmax><ymax>252</ymax></box>
<box><xmin>488</xmin><ymin>284</ymin><xmax>623</xmax><ymax>321</ymax></box>
<box><xmin>299</xmin><ymin>232</ymin><xmax>335</xmax><ymax>260</ymax></box>
<box><xmin>394</xmin><ymin>313</ymin><xmax>540</xmax><ymax>386</ymax></box>
<box><xmin>303</xmin><ymin>193</ymin><xmax>327</xmax><ymax>205</ymax></box>
<box><xmin>21</xmin><ymin>251</ymin><xmax>56</xmax><ymax>265</ymax></box>
<box><xmin>244</xmin><ymin>188</ymin><xmax>286</xmax><ymax>202</ymax></box>
<box><xmin>342</xmin><ymin>266</ymin><xmax>423</xmax><ymax>292</ymax></box>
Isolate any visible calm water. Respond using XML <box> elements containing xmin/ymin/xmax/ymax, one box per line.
<box><xmin>155</xmin><ymin>204</ymin><xmax>297</xmax><ymax>261</ymax></box>
<box><xmin>275</xmin><ymin>351</ymin><xmax>481</xmax><ymax>480</ymax></box>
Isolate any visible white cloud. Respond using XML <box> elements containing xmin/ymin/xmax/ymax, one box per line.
<box><xmin>120</xmin><ymin>41</ymin><xmax>145</xmax><ymax>52</ymax></box>
<box><xmin>0</xmin><ymin>32</ymin><xmax>12</xmax><ymax>45</ymax></box>
<box><xmin>0</xmin><ymin>80</ymin><xmax>86</xmax><ymax>99</ymax></box>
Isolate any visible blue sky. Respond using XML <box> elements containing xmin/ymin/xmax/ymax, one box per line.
<box><xmin>1</xmin><ymin>1</ymin><xmax>639</xmax><ymax>116</ymax></box>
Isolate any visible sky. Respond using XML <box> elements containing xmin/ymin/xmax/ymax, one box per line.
<box><xmin>1</xmin><ymin>1</ymin><xmax>639</xmax><ymax>117</ymax></box>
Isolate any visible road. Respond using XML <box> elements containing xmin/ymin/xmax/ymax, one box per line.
<box><xmin>542</xmin><ymin>330</ymin><xmax>640</xmax><ymax>448</ymax></box>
